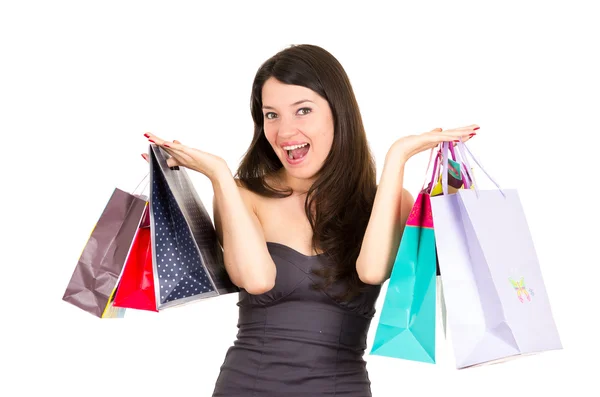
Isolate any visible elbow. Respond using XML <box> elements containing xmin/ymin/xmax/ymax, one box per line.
<box><xmin>356</xmin><ymin>258</ymin><xmax>387</xmax><ymax>285</ymax></box>
<box><xmin>358</xmin><ymin>270</ymin><xmax>386</xmax><ymax>286</ymax></box>
<box><xmin>225</xmin><ymin>251</ymin><xmax>277</xmax><ymax>295</ymax></box>
<box><xmin>244</xmin><ymin>277</ymin><xmax>275</xmax><ymax>295</ymax></box>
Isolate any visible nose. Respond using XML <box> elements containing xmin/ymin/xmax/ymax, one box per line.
<box><xmin>277</xmin><ymin>114</ymin><xmax>299</xmax><ymax>138</ymax></box>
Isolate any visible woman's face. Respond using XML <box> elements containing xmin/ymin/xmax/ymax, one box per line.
<box><xmin>261</xmin><ymin>77</ymin><xmax>334</xmax><ymax>182</ymax></box>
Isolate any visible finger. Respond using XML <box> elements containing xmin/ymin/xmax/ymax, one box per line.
<box><xmin>458</xmin><ymin>134</ymin><xmax>476</xmax><ymax>143</ymax></box>
<box><xmin>454</xmin><ymin>124</ymin><xmax>479</xmax><ymax>131</ymax></box>
<box><xmin>437</xmin><ymin>133</ymin><xmax>466</xmax><ymax>142</ymax></box>
<box><xmin>143</xmin><ymin>150</ymin><xmax>179</xmax><ymax>168</ymax></box>
<box><xmin>160</xmin><ymin>142</ymin><xmax>194</xmax><ymax>166</ymax></box>
<box><xmin>431</xmin><ymin>136</ymin><xmax>470</xmax><ymax>148</ymax></box>
<box><xmin>444</xmin><ymin>125</ymin><xmax>480</xmax><ymax>134</ymax></box>
<box><xmin>146</xmin><ymin>135</ymin><xmax>183</xmax><ymax>151</ymax></box>
<box><xmin>160</xmin><ymin>140</ymin><xmax>185</xmax><ymax>151</ymax></box>
<box><xmin>461</xmin><ymin>124</ymin><xmax>480</xmax><ymax>133</ymax></box>
<box><xmin>447</xmin><ymin>129</ymin><xmax>478</xmax><ymax>140</ymax></box>
<box><xmin>144</xmin><ymin>132</ymin><xmax>171</xmax><ymax>147</ymax></box>
<box><xmin>452</xmin><ymin>135</ymin><xmax>476</xmax><ymax>145</ymax></box>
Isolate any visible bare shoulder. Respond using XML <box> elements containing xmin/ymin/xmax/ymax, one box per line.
<box><xmin>232</xmin><ymin>177</ymin><xmax>258</xmax><ymax>213</ymax></box>
<box><xmin>224</xmin><ymin>172</ymin><xmax>285</xmax><ymax>213</ymax></box>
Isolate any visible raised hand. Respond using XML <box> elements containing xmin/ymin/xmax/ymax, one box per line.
<box><xmin>390</xmin><ymin>124</ymin><xmax>479</xmax><ymax>161</ymax></box>
<box><xmin>141</xmin><ymin>132</ymin><xmax>229</xmax><ymax>181</ymax></box>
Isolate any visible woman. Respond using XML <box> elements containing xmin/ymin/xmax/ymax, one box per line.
<box><xmin>143</xmin><ymin>44</ymin><xmax>477</xmax><ymax>396</ymax></box>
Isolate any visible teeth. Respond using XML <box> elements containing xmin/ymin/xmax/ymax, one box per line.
<box><xmin>282</xmin><ymin>143</ymin><xmax>308</xmax><ymax>150</ymax></box>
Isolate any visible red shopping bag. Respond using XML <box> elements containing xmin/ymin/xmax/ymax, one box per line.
<box><xmin>113</xmin><ymin>204</ymin><xmax>158</xmax><ymax>312</ymax></box>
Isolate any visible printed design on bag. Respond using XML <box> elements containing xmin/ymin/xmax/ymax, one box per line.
<box><xmin>509</xmin><ymin>277</ymin><xmax>532</xmax><ymax>303</ymax></box>
<box><xmin>406</xmin><ymin>193</ymin><xmax>434</xmax><ymax>228</ymax></box>
<box><xmin>448</xmin><ymin>160</ymin><xmax>461</xmax><ymax>180</ymax></box>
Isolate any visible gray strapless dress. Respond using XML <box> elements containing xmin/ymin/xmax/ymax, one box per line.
<box><xmin>212</xmin><ymin>242</ymin><xmax>382</xmax><ymax>397</ymax></box>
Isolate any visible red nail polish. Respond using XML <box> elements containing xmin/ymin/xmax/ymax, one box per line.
<box><xmin>144</xmin><ymin>133</ymin><xmax>149</xmax><ymax>137</ymax></box>
<box><xmin>163</xmin><ymin>144</ymin><xmax>170</xmax><ymax>148</ymax></box>
<box><xmin>469</xmin><ymin>133</ymin><xmax>477</xmax><ymax>136</ymax></box>
<box><xmin>141</xmin><ymin>154</ymin><xmax>147</xmax><ymax>159</ymax></box>
<box><xmin>473</xmin><ymin>127</ymin><xmax>480</xmax><ymax>131</ymax></box>
<box><xmin>149</xmin><ymin>139</ymin><xmax>155</xmax><ymax>143</ymax></box>
<box><xmin>453</xmin><ymin>140</ymin><xmax>460</xmax><ymax>142</ymax></box>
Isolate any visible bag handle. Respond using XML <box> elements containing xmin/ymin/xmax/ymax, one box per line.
<box><xmin>424</xmin><ymin>143</ymin><xmax>450</xmax><ymax>193</ymax></box>
<box><xmin>439</xmin><ymin>142</ymin><xmax>473</xmax><ymax>194</ymax></box>
<box><xmin>442</xmin><ymin>142</ymin><xmax>450</xmax><ymax>196</ymax></box>
<box><xmin>442</xmin><ymin>141</ymin><xmax>506</xmax><ymax>198</ymax></box>
<box><xmin>457</xmin><ymin>141</ymin><xmax>505</xmax><ymax>198</ymax></box>
<box><xmin>451</xmin><ymin>142</ymin><xmax>472</xmax><ymax>190</ymax></box>
<box><xmin>421</xmin><ymin>145</ymin><xmax>440</xmax><ymax>191</ymax></box>
<box><xmin>132</xmin><ymin>173</ymin><xmax>150</xmax><ymax>198</ymax></box>
<box><xmin>448</xmin><ymin>143</ymin><xmax>473</xmax><ymax>189</ymax></box>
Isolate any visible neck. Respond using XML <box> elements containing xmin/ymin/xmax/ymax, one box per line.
<box><xmin>278</xmin><ymin>168</ymin><xmax>315</xmax><ymax>195</ymax></box>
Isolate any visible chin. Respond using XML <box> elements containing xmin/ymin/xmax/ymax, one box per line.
<box><xmin>285</xmin><ymin>165</ymin><xmax>321</xmax><ymax>181</ymax></box>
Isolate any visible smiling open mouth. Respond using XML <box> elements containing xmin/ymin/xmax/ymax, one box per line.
<box><xmin>286</xmin><ymin>143</ymin><xmax>310</xmax><ymax>160</ymax></box>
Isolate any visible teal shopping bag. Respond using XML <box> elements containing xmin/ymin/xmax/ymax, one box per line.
<box><xmin>370</xmin><ymin>144</ymin><xmax>470</xmax><ymax>363</ymax></box>
<box><xmin>370</xmin><ymin>191</ymin><xmax>438</xmax><ymax>363</ymax></box>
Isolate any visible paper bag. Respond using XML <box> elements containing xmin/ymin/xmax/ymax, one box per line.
<box><xmin>148</xmin><ymin>144</ymin><xmax>238</xmax><ymax>310</ymax></box>
<box><xmin>63</xmin><ymin>188</ymin><xmax>146</xmax><ymax>317</ymax></box>
<box><xmin>430</xmin><ymin>142</ymin><xmax>562</xmax><ymax>368</ymax></box>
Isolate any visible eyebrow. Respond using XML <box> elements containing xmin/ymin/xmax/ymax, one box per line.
<box><xmin>262</xmin><ymin>99</ymin><xmax>315</xmax><ymax>110</ymax></box>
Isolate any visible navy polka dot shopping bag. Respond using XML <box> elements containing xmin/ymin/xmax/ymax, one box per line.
<box><xmin>148</xmin><ymin>144</ymin><xmax>238</xmax><ymax>310</ymax></box>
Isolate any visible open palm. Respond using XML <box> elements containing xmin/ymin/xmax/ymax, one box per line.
<box><xmin>141</xmin><ymin>132</ymin><xmax>229</xmax><ymax>180</ymax></box>
<box><xmin>393</xmin><ymin>125</ymin><xmax>479</xmax><ymax>160</ymax></box>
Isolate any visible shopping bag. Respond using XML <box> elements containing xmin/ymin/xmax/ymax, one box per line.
<box><xmin>430</xmin><ymin>141</ymin><xmax>562</xmax><ymax>368</ymax></box>
<box><xmin>430</xmin><ymin>143</ymin><xmax>473</xmax><ymax>196</ymax></box>
<box><xmin>113</xmin><ymin>203</ymin><xmax>158</xmax><ymax>312</ymax></box>
<box><xmin>370</xmin><ymin>149</ymin><xmax>442</xmax><ymax>363</ymax></box>
<box><xmin>148</xmin><ymin>144</ymin><xmax>238</xmax><ymax>310</ymax></box>
<box><xmin>102</xmin><ymin>287</ymin><xmax>127</xmax><ymax>318</ymax></box>
<box><xmin>63</xmin><ymin>187</ymin><xmax>147</xmax><ymax>318</ymax></box>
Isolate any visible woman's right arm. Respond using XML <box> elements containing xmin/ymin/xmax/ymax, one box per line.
<box><xmin>141</xmin><ymin>132</ymin><xmax>276</xmax><ymax>295</ymax></box>
<box><xmin>211</xmin><ymin>167</ymin><xmax>276</xmax><ymax>295</ymax></box>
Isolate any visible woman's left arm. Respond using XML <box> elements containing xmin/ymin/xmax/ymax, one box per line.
<box><xmin>356</xmin><ymin>124</ymin><xmax>479</xmax><ymax>284</ymax></box>
<box><xmin>355</xmin><ymin>144</ymin><xmax>414</xmax><ymax>285</ymax></box>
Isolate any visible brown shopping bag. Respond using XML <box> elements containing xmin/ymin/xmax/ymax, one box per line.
<box><xmin>63</xmin><ymin>187</ymin><xmax>147</xmax><ymax>318</ymax></box>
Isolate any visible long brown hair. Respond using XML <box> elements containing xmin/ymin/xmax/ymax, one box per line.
<box><xmin>234</xmin><ymin>44</ymin><xmax>377</xmax><ymax>301</ymax></box>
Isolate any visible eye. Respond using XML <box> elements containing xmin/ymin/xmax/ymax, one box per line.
<box><xmin>297</xmin><ymin>107</ymin><xmax>312</xmax><ymax>115</ymax></box>
<box><xmin>264</xmin><ymin>112</ymin><xmax>277</xmax><ymax>120</ymax></box>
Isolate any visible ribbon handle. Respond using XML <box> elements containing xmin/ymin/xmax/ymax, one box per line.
<box><xmin>439</xmin><ymin>140</ymin><xmax>505</xmax><ymax>198</ymax></box>
<box><xmin>132</xmin><ymin>173</ymin><xmax>150</xmax><ymax>198</ymax></box>
<box><xmin>421</xmin><ymin>145</ymin><xmax>441</xmax><ymax>192</ymax></box>
<box><xmin>456</xmin><ymin>141</ymin><xmax>505</xmax><ymax>198</ymax></box>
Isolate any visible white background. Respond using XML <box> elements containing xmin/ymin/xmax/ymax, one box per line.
<box><xmin>2</xmin><ymin>1</ymin><xmax>598</xmax><ymax>396</ymax></box>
